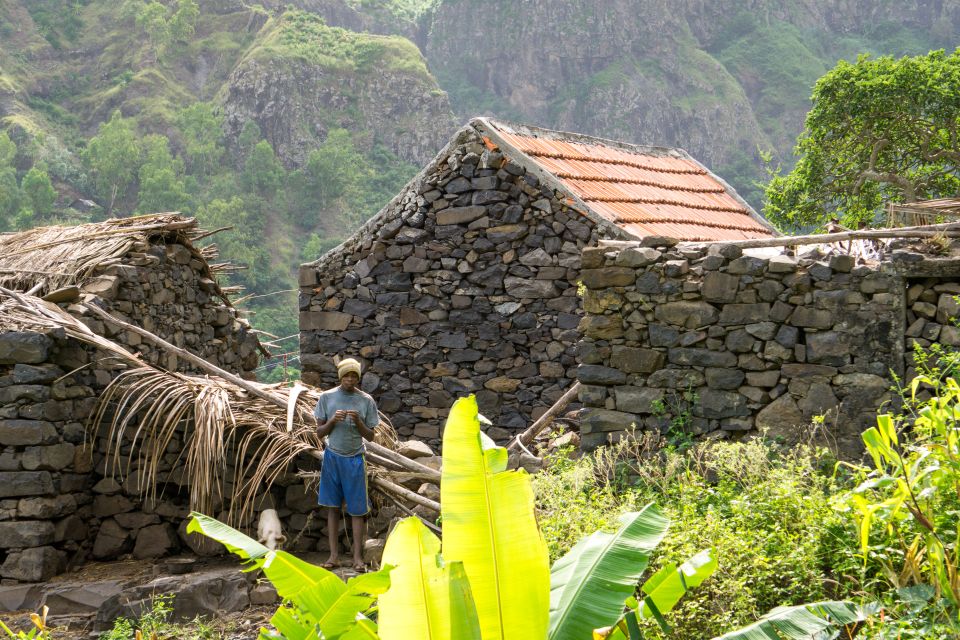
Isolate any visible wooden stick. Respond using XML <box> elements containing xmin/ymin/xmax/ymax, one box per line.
<box><xmin>366</xmin><ymin>441</ymin><xmax>441</xmax><ymax>482</ymax></box>
<box><xmin>507</xmin><ymin>382</ymin><xmax>581</xmax><ymax>452</ymax></box>
<box><xmin>3</xmin><ymin>289</ymin><xmax>438</xmax><ymax>516</ymax></box>
<box><xmin>377</xmin><ymin>488</ymin><xmax>442</xmax><ymax>534</ymax></box>
<box><xmin>598</xmin><ymin>222</ymin><xmax>960</xmax><ymax>251</ymax></box>
<box><xmin>83</xmin><ymin>301</ymin><xmax>441</xmax><ymax>483</ymax></box>
<box><xmin>371</xmin><ymin>476</ymin><xmax>440</xmax><ymax>513</ymax></box>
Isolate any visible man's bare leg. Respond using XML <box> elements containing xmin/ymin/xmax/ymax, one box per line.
<box><xmin>351</xmin><ymin>515</ymin><xmax>365</xmax><ymax>570</ymax></box>
<box><xmin>325</xmin><ymin>507</ymin><xmax>340</xmax><ymax>567</ymax></box>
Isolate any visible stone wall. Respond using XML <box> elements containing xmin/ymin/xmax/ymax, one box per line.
<box><xmin>575</xmin><ymin>240</ymin><xmax>959</xmax><ymax>455</ymax></box>
<box><xmin>299</xmin><ymin>126</ymin><xmax>592</xmax><ymax>444</ymax></box>
<box><xmin>0</xmin><ymin>238</ymin><xmax>262</xmax><ymax>582</ymax></box>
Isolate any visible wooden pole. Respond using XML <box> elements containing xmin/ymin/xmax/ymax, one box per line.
<box><xmin>82</xmin><ymin>302</ymin><xmax>441</xmax><ymax>482</ymax></box>
<box><xmin>507</xmin><ymin>382</ymin><xmax>581</xmax><ymax>452</ymax></box>
<box><xmin>598</xmin><ymin>222</ymin><xmax>960</xmax><ymax>251</ymax></box>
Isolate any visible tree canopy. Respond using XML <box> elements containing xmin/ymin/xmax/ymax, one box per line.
<box><xmin>134</xmin><ymin>0</ymin><xmax>199</xmax><ymax>60</ymax></box>
<box><xmin>176</xmin><ymin>102</ymin><xmax>224</xmax><ymax>176</ymax></box>
<box><xmin>764</xmin><ymin>48</ymin><xmax>960</xmax><ymax>231</ymax></box>
<box><xmin>83</xmin><ymin>110</ymin><xmax>141</xmax><ymax>216</ymax></box>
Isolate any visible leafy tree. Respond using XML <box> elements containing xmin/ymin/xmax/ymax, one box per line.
<box><xmin>0</xmin><ymin>172</ymin><xmax>19</xmax><ymax>230</ymax></box>
<box><xmin>0</xmin><ymin>130</ymin><xmax>15</xmax><ymax>167</ymax></box>
<box><xmin>242</xmin><ymin>140</ymin><xmax>285</xmax><ymax>198</ymax></box>
<box><xmin>137</xmin><ymin>134</ymin><xmax>189</xmax><ymax>213</ymax></box>
<box><xmin>236</xmin><ymin>120</ymin><xmax>262</xmax><ymax>159</ymax></box>
<box><xmin>21</xmin><ymin>162</ymin><xmax>56</xmax><ymax>217</ymax></box>
<box><xmin>195</xmin><ymin>196</ymin><xmax>275</xmax><ymax>291</ymax></box>
<box><xmin>765</xmin><ymin>49</ymin><xmax>960</xmax><ymax>231</ymax></box>
<box><xmin>134</xmin><ymin>0</ymin><xmax>199</xmax><ymax>60</ymax></box>
<box><xmin>135</xmin><ymin>1</ymin><xmax>170</xmax><ymax>57</ymax></box>
<box><xmin>176</xmin><ymin>102</ymin><xmax>224</xmax><ymax>176</ymax></box>
<box><xmin>307</xmin><ymin>128</ymin><xmax>368</xmax><ymax>206</ymax></box>
<box><xmin>0</xmin><ymin>134</ymin><xmax>19</xmax><ymax>229</ymax></box>
<box><xmin>83</xmin><ymin>110</ymin><xmax>141</xmax><ymax>216</ymax></box>
<box><xmin>169</xmin><ymin>0</ymin><xmax>199</xmax><ymax>42</ymax></box>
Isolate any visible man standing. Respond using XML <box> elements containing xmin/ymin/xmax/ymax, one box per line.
<box><xmin>315</xmin><ymin>357</ymin><xmax>379</xmax><ymax>571</ymax></box>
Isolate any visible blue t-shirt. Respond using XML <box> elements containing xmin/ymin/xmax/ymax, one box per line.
<box><xmin>313</xmin><ymin>387</ymin><xmax>380</xmax><ymax>456</ymax></box>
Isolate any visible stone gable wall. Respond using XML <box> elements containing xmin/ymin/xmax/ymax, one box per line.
<box><xmin>299</xmin><ymin>127</ymin><xmax>591</xmax><ymax>444</ymax></box>
<box><xmin>575</xmin><ymin>240</ymin><xmax>960</xmax><ymax>455</ymax></box>
<box><xmin>0</xmin><ymin>239</ymin><xmax>262</xmax><ymax>582</ymax></box>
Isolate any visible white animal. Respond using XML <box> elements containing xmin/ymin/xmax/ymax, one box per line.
<box><xmin>257</xmin><ymin>508</ymin><xmax>286</xmax><ymax>550</ymax></box>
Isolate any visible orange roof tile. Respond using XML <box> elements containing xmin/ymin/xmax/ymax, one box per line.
<box><xmin>485</xmin><ymin>121</ymin><xmax>775</xmax><ymax>241</ymax></box>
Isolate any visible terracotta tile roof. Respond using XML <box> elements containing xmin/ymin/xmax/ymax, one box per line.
<box><xmin>483</xmin><ymin>121</ymin><xmax>775</xmax><ymax>241</ymax></box>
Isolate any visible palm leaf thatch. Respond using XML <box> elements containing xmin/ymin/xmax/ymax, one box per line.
<box><xmin>93</xmin><ymin>365</ymin><xmax>327</xmax><ymax>524</ymax></box>
<box><xmin>0</xmin><ymin>213</ymin><xmax>230</xmax><ymax>301</ymax></box>
<box><xmin>0</xmin><ymin>287</ymin><xmax>438</xmax><ymax>527</ymax></box>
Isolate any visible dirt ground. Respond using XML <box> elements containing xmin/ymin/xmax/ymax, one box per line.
<box><xmin>0</xmin><ymin>555</ymin><xmax>323</xmax><ymax>639</ymax></box>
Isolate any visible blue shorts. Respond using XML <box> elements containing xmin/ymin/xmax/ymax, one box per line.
<box><xmin>318</xmin><ymin>449</ymin><xmax>370</xmax><ymax>516</ymax></box>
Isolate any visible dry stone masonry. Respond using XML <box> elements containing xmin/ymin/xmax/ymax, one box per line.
<box><xmin>298</xmin><ymin>118</ymin><xmax>772</xmax><ymax>445</ymax></box>
<box><xmin>299</xmin><ymin>126</ymin><xmax>592</xmax><ymax>444</ymax></box>
<box><xmin>576</xmin><ymin>240</ymin><xmax>960</xmax><ymax>455</ymax></box>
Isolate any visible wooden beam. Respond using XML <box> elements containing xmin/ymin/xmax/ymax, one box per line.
<box><xmin>598</xmin><ymin>222</ymin><xmax>960</xmax><ymax>251</ymax></box>
<box><xmin>507</xmin><ymin>382</ymin><xmax>581</xmax><ymax>452</ymax></box>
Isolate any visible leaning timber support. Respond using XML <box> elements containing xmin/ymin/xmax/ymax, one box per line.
<box><xmin>507</xmin><ymin>382</ymin><xmax>581</xmax><ymax>452</ymax></box>
<box><xmin>82</xmin><ymin>301</ymin><xmax>441</xmax><ymax>484</ymax></box>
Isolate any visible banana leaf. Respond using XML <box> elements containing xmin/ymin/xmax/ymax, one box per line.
<box><xmin>378</xmin><ymin>517</ymin><xmax>481</xmax><ymax>640</ymax></box>
<box><xmin>549</xmin><ymin>506</ymin><xmax>669</xmax><ymax>640</ymax></box>
<box><xmin>637</xmin><ymin>548</ymin><xmax>717</xmax><ymax>623</ymax></box>
<box><xmin>188</xmin><ymin>512</ymin><xmax>389</xmax><ymax>639</ymax></box>
<box><xmin>710</xmin><ymin>600</ymin><xmax>877</xmax><ymax>640</ymax></box>
<box><xmin>440</xmin><ymin>395</ymin><xmax>551</xmax><ymax>640</ymax></box>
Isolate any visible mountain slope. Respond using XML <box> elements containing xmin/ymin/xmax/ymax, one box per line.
<box><xmin>423</xmin><ymin>0</ymin><xmax>960</xmax><ymax>205</ymax></box>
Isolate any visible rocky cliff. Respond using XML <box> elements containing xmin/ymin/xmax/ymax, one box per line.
<box><xmin>0</xmin><ymin>1</ymin><xmax>453</xmax><ymax>172</ymax></box>
<box><xmin>220</xmin><ymin>11</ymin><xmax>455</xmax><ymax>168</ymax></box>
<box><xmin>424</xmin><ymin>0</ymin><xmax>960</xmax><ymax>204</ymax></box>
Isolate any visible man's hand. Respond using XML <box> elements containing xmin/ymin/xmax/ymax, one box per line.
<box><xmin>346</xmin><ymin>410</ymin><xmax>376</xmax><ymax>440</ymax></box>
<box><xmin>318</xmin><ymin>410</ymin><xmax>347</xmax><ymax>438</ymax></box>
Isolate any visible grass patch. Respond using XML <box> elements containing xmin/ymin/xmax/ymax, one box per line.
<box><xmin>245</xmin><ymin>10</ymin><xmax>431</xmax><ymax>81</ymax></box>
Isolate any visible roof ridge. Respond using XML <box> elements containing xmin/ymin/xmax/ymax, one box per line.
<box><xmin>613</xmin><ymin>217</ymin><xmax>769</xmax><ymax>232</ymax></box>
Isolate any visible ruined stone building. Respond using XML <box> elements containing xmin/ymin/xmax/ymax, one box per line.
<box><xmin>576</xmin><ymin>237</ymin><xmax>960</xmax><ymax>455</ymax></box>
<box><xmin>298</xmin><ymin>118</ymin><xmax>777</xmax><ymax>444</ymax></box>
<box><xmin>0</xmin><ymin>216</ymin><xmax>262</xmax><ymax>582</ymax></box>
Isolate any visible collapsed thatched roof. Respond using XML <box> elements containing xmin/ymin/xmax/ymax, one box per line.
<box><xmin>0</xmin><ymin>213</ymin><xmax>231</xmax><ymax>304</ymax></box>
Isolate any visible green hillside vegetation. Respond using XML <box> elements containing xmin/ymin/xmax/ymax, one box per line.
<box><xmin>0</xmin><ymin>1</ymin><xmax>421</xmax><ymax>381</ymax></box>
<box><xmin>247</xmin><ymin>10</ymin><xmax>432</xmax><ymax>80</ymax></box>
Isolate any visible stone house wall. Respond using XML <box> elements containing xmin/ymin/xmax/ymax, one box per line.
<box><xmin>298</xmin><ymin>127</ymin><xmax>593</xmax><ymax>443</ymax></box>
<box><xmin>0</xmin><ymin>238</ymin><xmax>263</xmax><ymax>582</ymax></box>
<box><xmin>575</xmin><ymin>240</ymin><xmax>960</xmax><ymax>455</ymax></box>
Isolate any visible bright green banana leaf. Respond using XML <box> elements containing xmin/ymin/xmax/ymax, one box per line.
<box><xmin>710</xmin><ymin>601</ymin><xmax>877</xmax><ymax>640</ymax></box>
<box><xmin>378</xmin><ymin>517</ymin><xmax>481</xmax><ymax>640</ymax></box>
<box><xmin>637</xmin><ymin>548</ymin><xmax>717</xmax><ymax>622</ymax></box>
<box><xmin>188</xmin><ymin>512</ymin><xmax>389</xmax><ymax>639</ymax></box>
<box><xmin>440</xmin><ymin>395</ymin><xmax>551</xmax><ymax>640</ymax></box>
<box><xmin>548</xmin><ymin>506</ymin><xmax>669</xmax><ymax>640</ymax></box>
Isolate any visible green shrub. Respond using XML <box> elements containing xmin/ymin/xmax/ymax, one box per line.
<box><xmin>534</xmin><ymin>435</ymin><xmax>860</xmax><ymax>640</ymax></box>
